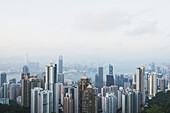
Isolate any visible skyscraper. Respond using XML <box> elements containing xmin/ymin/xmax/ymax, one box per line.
<box><xmin>60</xmin><ymin>85</ymin><xmax>79</xmax><ymax>113</ymax></box>
<box><xmin>160</xmin><ymin>78</ymin><xmax>165</xmax><ymax>92</ymax></box>
<box><xmin>106</xmin><ymin>75</ymin><xmax>114</xmax><ymax>86</ymax></box>
<box><xmin>168</xmin><ymin>80</ymin><xmax>170</xmax><ymax>90</ymax></box>
<box><xmin>31</xmin><ymin>87</ymin><xmax>43</xmax><ymax>113</ymax></box>
<box><xmin>99</xmin><ymin>67</ymin><xmax>103</xmax><ymax>87</ymax></box>
<box><xmin>21</xmin><ymin>65</ymin><xmax>30</xmax><ymax>80</ymax></box>
<box><xmin>9</xmin><ymin>78</ymin><xmax>16</xmax><ymax>85</ymax></box>
<box><xmin>73</xmin><ymin>85</ymin><xmax>79</xmax><ymax>113</ymax></box>
<box><xmin>64</xmin><ymin>93</ymin><xmax>74</xmax><ymax>113</ymax></box>
<box><xmin>95</xmin><ymin>67</ymin><xmax>103</xmax><ymax>92</ymax></box>
<box><xmin>136</xmin><ymin>66</ymin><xmax>145</xmax><ymax>104</ymax></box>
<box><xmin>121</xmin><ymin>90</ymin><xmax>139</xmax><ymax>113</ymax></box>
<box><xmin>9</xmin><ymin>83</ymin><xmax>16</xmax><ymax>100</ymax></box>
<box><xmin>149</xmin><ymin>72</ymin><xmax>157</xmax><ymax>98</ymax></box>
<box><xmin>45</xmin><ymin>63</ymin><xmax>59</xmax><ymax>113</ymax></box>
<box><xmin>109</xmin><ymin>64</ymin><xmax>113</xmax><ymax>75</ymax></box>
<box><xmin>59</xmin><ymin>55</ymin><xmax>63</xmax><ymax>74</ymax></box>
<box><xmin>78</xmin><ymin>75</ymin><xmax>97</xmax><ymax>113</ymax></box>
<box><xmin>122</xmin><ymin>93</ymin><xmax>128</xmax><ymax>113</ymax></box>
<box><xmin>117</xmin><ymin>89</ymin><xmax>122</xmax><ymax>109</ymax></box>
<box><xmin>95</xmin><ymin>74</ymin><xmax>100</xmax><ymax>90</ymax></box>
<box><xmin>30</xmin><ymin>78</ymin><xmax>42</xmax><ymax>89</ymax></box>
<box><xmin>132</xmin><ymin>74</ymin><xmax>136</xmax><ymax>84</ymax></box>
<box><xmin>58</xmin><ymin>73</ymin><xmax>64</xmax><ymax>84</ymax></box>
<box><xmin>1</xmin><ymin>83</ymin><xmax>9</xmax><ymax>98</ymax></box>
<box><xmin>15</xmin><ymin>83</ymin><xmax>21</xmax><ymax>99</ymax></box>
<box><xmin>151</xmin><ymin>62</ymin><xmax>155</xmax><ymax>72</ymax></box>
<box><xmin>78</xmin><ymin>75</ymin><xmax>90</xmax><ymax>113</ymax></box>
<box><xmin>145</xmin><ymin>73</ymin><xmax>149</xmax><ymax>92</ymax></box>
<box><xmin>21</xmin><ymin>76</ymin><xmax>30</xmax><ymax>107</ymax></box>
<box><xmin>134</xmin><ymin>90</ymin><xmax>141</xmax><ymax>113</ymax></box>
<box><xmin>101</xmin><ymin>86</ymin><xmax>110</xmax><ymax>103</ymax></box>
<box><xmin>114</xmin><ymin>74</ymin><xmax>120</xmax><ymax>87</ymax></box>
<box><xmin>106</xmin><ymin>64</ymin><xmax>114</xmax><ymax>86</ymax></box>
<box><xmin>0</xmin><ymin>72</ymin><xmax>7</xmax><ymax>87</ymax></box>
<box><xmin>23</xmin><ymin>65</ymin><xmax>29</xmax><ymax>73</ymax></box>
<box><xmin>25</xmin><ymin>53</ymin><xmax>28</xmax><ymax>65</ymax></box>
<box><xmin>39</xmin><ymin>90</ymin><xmax>53</xmax><ymax>113</ymax></box>
<box><xmin>102</xmin><ymin>93</ymin><xmax>117</xmax><ymax>113</ymax></box>
<box><xmin>45</xmin><ymin>63</ymin><xmax>58</xmax><ymax>89</ymax></box>
<box><xmin>21</xmin><ymin>64</ymin><xmax>42</xmax><ymax>108</ymax></box>
<box><xmin>119</xmin><ymin>74</ymin><xmax>125</xmax><ymax>87</ymax></box>
<box><xmin>127</xmin><ymin>92</ymin><xmax>134</xmax><ymax>113</ymax></box>
<box><xmin>59</xmin><ymin>83</ymin><xmax>63</xmax><ymax>104</ymax></box>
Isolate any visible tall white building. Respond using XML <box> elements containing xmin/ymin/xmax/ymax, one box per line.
<box><xmin>31</xmin><ymin>87</ymin><xmax>43</xmax><ymax>113</ymax></box>
<box><xmin>101</xmin><ymin>85</ymin><xmax>118</xmax><ymax>111</ymax></box>
<box><xmin>134</xmin><ymin>90</ymin><xmax>141</xmax><ymax>113</ymax></box>
<box><xmin>45</xmin><ymin>63</ymin><xmax>58</xmax><ymax>89</ymax></box>
<box><xmin>136</xmin><ymin>66</ymin><xmax>145</xmax><ymax>104</ymax></box>
<box><xmin>61</xmin><ymin>85</ymin><xmax>79</xmax><ymax>113</ymax></box>
<box><xmin>102</xmin><ymin>93</ymin><xmax>117</xmax><ymax>113</ymax></box>
<box><xmin>121</xmin><ymin>89</ymin><xmax>141</xmax><ymax>113</ymax></box>
<box><xmin>149</xmin><ymin>72</ymin><xmax>157</xmax><ymax>98</ymax></box>
<box><xmin>45</xmin><ymin>63</ymin><xmax>59</xmax><ymax>113</ymax></box>
<box><xmin>127</xmin><ymin>92</ymin><xmax>134</xmax><ymax>113</ymax></box>
<box><xmin>122</xmin><ymin>93</ymin><xmax>127</xmax><ymax>113</ymax></box>
<box><xmin>168</xmin><ymin>80</ymin><xmax>170</xmax><ymax>90</ymax></box>
<box><xmin>39</xmin><ymin>90</ymin><xmax>53</xmax><ymax>113</ymax></box>
<box><xmin>117</xmin><ymin>88</ymin><xmax>124</xmax><ymax>109</ymax></box>
<box><xmin>132</xmin><ymin>74</ymin><xmax>136</xmax><ymax>84</ymax></box>
<box><xmin>73</xmin><ymin>85</ymin><xmax>79</xmax><ymax>113</ymax></box>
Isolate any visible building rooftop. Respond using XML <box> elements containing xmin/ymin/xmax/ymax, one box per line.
<box><xmin>81</xmin><ymin>75</ymin><xmax>88</xmax><ymax>80</ymax></box>
<box><xmin>87</xmin><ymin>84</ymin><xmax>92</xmax><ymax>89</ymax></box>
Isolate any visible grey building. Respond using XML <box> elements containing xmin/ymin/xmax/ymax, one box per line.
<box><xmin>9</xmin><ymin>83</ymin><xmax>16</xmax><ymax>100</ymax></box>
<box><xmin>58</xmin><ymin>73</ymin><xmax>64</xmax><ymax>84</ymax></box>
<box><xmin>9</xmin><ymin>78</ymin><xmax>16</xmax><ymax>85</ymax></box>
<box><xmin>0</xmin><ymin>72</ymin><xmax>7</xmax><ymax>87</ymax></box>
<box><xmin>59</xmin><ymin>55</ymin><xmax>63</xmax><ymax>74</ymax></box>
<box><xmin>109</xmin><ymin>64</ymin><xmax>113</xmax><ymax>75</ymax></box>
<box><xmin>1</xmin><ymin>83</ymin><xmax>9</xmax><ymax>98</ymax></box>
<box><xmin>64</xmin><ymin>93</ymin><xmax>74</xmax><ymax>113</ymax></box>
<box><xmin>106</xmin><ymin>75</ymin><xmax>114</xmax><ymax>86</ymax></box>
<box><xmin>95</xmin><ymin>67</ymin><xmax>103</xmax><ymax>93</ymax></box>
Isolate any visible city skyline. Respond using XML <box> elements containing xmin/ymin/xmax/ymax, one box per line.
<box><xmin>1</xmin><ymin>1</ymin><xmax>170</xmax><ymax>113</ymax></box>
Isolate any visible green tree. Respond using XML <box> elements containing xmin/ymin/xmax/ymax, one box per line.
<box><xmin>146</xmin><ymin>105</ymin><xmax>164</xmax><ymax>113</ymax></box>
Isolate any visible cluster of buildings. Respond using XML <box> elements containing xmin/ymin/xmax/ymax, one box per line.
<box><xmin>0</xmin><ymin>72</ymin><xmax>20</xmax><ymax>104</ymax></box>
<box><xmin>0</xmin><ymin>55</ymin><xmax>170</xmax><ymax>113</ymax></box>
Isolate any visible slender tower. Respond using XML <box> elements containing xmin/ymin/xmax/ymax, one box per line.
<box><xmin>45</xmin><ymin>63</ymin><xmax>59</xmax><ymax>113</ymax></box>
<box><xmin>136</xmin><ymin>66</ymin><xmax>145</xmax><ymax>104</ymax></box>
<box><xmin>149</xmin><ymin>72</ymin><xmax>157</xmax><ymax>98</ymax></box>
<box><xmin>25</xmin><ymin>53</ymin><xmax>28</xmax><ymax>65</ymax></box>
<box><xmin>59</xmin><ymin>55</ymin><xmax>63</xmax><ymax>74</ymax></box>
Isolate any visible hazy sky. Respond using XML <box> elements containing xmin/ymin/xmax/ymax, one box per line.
<box><xmin>0</xmin><ymin>0</ymin><xmax>170</xmax><ymax>65</ymax></box>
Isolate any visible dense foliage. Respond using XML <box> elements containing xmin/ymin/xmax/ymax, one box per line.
<box><xmin>143</xmin><ymin>91</ymin><xmax>170</xmax><ymax>113</ymax></box>
<box><xmin>0</xmin><ymin>100</ymin><xmax>30</xmax><ymax>113</ymax></box>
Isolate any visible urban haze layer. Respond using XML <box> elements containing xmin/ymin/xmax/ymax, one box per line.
<box><xmin>0</xmin><ymin>54</ymin><xmax>170</xmax><ymax>113</ymax></box>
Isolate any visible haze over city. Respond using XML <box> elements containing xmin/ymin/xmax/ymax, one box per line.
<box><xmin>1</xmin><ymin>0</ymin><xmax>170</xmax><ymax>68</ymax></box>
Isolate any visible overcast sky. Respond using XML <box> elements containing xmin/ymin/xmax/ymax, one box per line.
<box><xmin>0</xmin><ymin>0</ymin><xmax>170</xmax><ymax>65</ymax></box>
